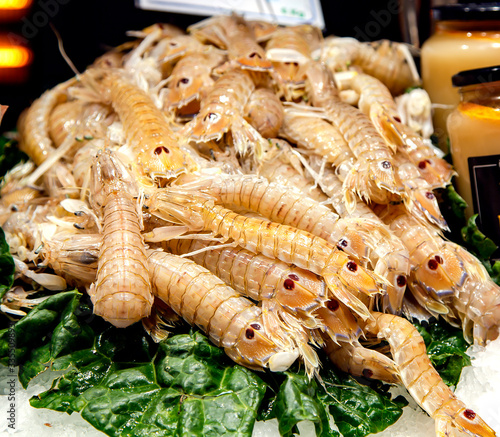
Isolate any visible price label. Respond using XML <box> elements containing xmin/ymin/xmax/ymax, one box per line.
<box><xmin>136</xmin><ymin>0</ymin><xmax>325</xmax><ymax>29</ymax></box>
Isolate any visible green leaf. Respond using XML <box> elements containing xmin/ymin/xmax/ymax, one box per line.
<box><xmin>0</xmin><ymin>135</ymin><xmax>28</xmax><ymax>178</ymax></box>
<box><xmin>461</xmin><ymin>214</ymin><xmax>498</xmax><ymax>260</ymax></box>
<box><xmin>30</xmin><ymin>329</ymin><xmax>266</xmax><ymax>437</ymax></box>
<box><xmin>443</xmin><ymin>184</ymin><xmax>467</xmax><ymax>224</ymax></box>
<box><xmin>271</xmin><ymin>372</ymin><xmax>336</xmax><ymax>437</ymax></box>
<box><xmin>415</xmin><ymin>318</ymin><xmax>470</xmax><ymax>387</ymax></box>
<box><xmin>318</xmin><ymin>365</ymin><xmax>407</xmax><ymax>437</ymax></box>
<box><xmin>0</xmin><ymin>290</ymin><xmax>94</xmax><ymax>387</ymax></box>
<box><xmin>0</xmin><ymin>227</ymin><xmax>15</xmax><ymax>300</ymax></box>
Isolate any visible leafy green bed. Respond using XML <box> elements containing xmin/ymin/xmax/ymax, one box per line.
<box><xmin>0</xmin><ymin>135</ymin><xmax>489</xmax><ymax>437</ymax></box>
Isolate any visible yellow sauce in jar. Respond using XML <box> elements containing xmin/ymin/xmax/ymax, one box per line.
<box><xmin>448</xmin><ymin>101</ymin><xmax>500</xmax><ymax>218</ymax></box>
<box><xmin>421</xmin><ymin>12</ymin><xmax>500</xmax><ymax>151</ymax></box>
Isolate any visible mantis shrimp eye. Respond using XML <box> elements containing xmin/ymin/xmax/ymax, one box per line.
<box><xmin>154</xmin><ymin>146</ymin><xmax>170</xmax><ymax>155</ymax></box>
<box><xmin>288</xmin><ymin>274</ymin><xmax>299</xmax><ymax>281</ymax></box>
<box><xmin>178</xmin><ymin>77</ymin><xmax>190</xmax><ymax>86</ymax></box>
<box><xmin>326</xmin><ymin>299</ymin><xmax>340</xmax><ymax>311</ymax></box>
<box><xmin>249</xmin><ymin>52</ymin><xmax>261</xmax><ymax>59</ymax></box>
<box><xmin>428</xmin><ymin>258</ymin><xmax>439</xmax><ymax>270</ymax></box>
<box><xmin>418</xmin><ymin>159</ymin><xmax>432</xmax><ymax>169</ymax></box>
<box><xmin>337</xmin><ymin>239</ymin><xmax>348</xmax><ymax>251</ymax></box>
<box><xmin>346</xmin><ymin>261</ymin><xmax>358</xmax><ymax>272</ymax></box>
<box><xmin>205</xmin><ymin>112</ymin><xmax>220</xmax><ymax>123</ymax></box>
<box><xmin>463</xmin><ymin>409</ymin><xmax>476</xmax><ymax>420</ymax></box>
<box><xmin>250</xmin><ymin>323</ymin><xmax>261</xmax><ymax>330</ymax></box>
<box><xmin>362</xmin><ymin>368</ymin><xmax>374</xmax><ymax>378</ymax></box>
<box><xmin>245</xmin><ymin>328</ymin><xmax>255</xmax><ymax>339</ymax></box>
<box><xmin>283</xmin><ymin>278</ymin><xmax>295</xmax><ymax>290</ymax></box>
<box><xmin>380</xmin><ymin>160</ymin><xmax>391</xmax><ymax>170</ymax></box>
<box><xmin>396</xmin><ymin>275</ymin><xmax>407</xmax><ymax>287</ymax></box>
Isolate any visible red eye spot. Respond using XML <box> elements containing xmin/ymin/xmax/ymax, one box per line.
<box><xmin>347</xmin><ymin>261</ymin><xmax>358</xmax><ymax>272</ymax></box>
<box><xmin>362</xmin><ymin>368</ymin><xmax>374</xmax><ymax>378</ymax></box>
<box><xmin>245</xmin><ymin>328</ymin><xmax>255</xmax><ymax>339</ymax></box>
<box><xmin>396</xmin><ymin>275</ymin><xmax>407</xmax><ymax>287</ymax></box>
<box><xmin>283</xmin><ymin>278</ymin><xmax>295</xmax><ymax>290</ymax></box>
<box><xmin>288</xmin><ymin>273</ymin><xmax>299</xmax><ymax>281</ymax></box>
<box><xmin>418</xmin><ymin>159</ymin><xmax>431</xmax><ymax>169</ymax></box>
<box><xmin>326</xmin><ymin>299</ymin><xmax>339</xmax><ymax>311</ymax></box>
<box><xmin>381</xmin><ymin>160</ymin><xmax>391</xmax><ymax>169</ymax></box>
<box><xmin>463</xmin><ymin>409</ymin><xmax>476</xmax><ymax>420</ymax></box>
<box><xmin>428</xmin><ymin>259</ymin><xmax>439</xmax><ymax>270</ymax></box>
<box><xmin>425</xmin><ymin>191</ymin><xmax>435</xmax><ymax>199</ymax></box>
<box><xmin>250</xmin><ymin>323</ymin><xmax>261</xmax><ymax>330</ymax></box>
<box><xmin>435</xmin><ymin>255</ymin><xmax>444</xmax><ymax>264</ymax></box>
<box><xmin>154</xmin><ymin>146</ymin><xmax>170</xmax><ymax>155</ymax></box>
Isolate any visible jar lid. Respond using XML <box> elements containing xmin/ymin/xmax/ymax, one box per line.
<box><xmin>452</xmin><ymin>65</ymin><xmax>500</xmax><ymax>87</ymax></box>
<box><xmin>433</xmin><ymin>3</ymin><xmax>500</xmax><ymax>21</ymax></box>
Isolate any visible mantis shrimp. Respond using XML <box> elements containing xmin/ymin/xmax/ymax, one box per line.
<box><xmin>145</xmin><ymin>186</ymin><xmax>383</xmax><ymax>320</ymax></box>
<box><xmin>147</xmin><ymin>249</ymin><xmax>302</xmax><ymax>373</ymax></box>
<box><xmin>88</xmin><ymin>149</ymin><xmax>153</xmax><ymax>328</ymax></box>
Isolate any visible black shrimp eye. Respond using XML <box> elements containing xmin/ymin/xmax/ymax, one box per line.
<box><xmin>178</xmin><ymin>77</ymin><xmax>190</xmax><ymax>86</ymax></box>
<box><xmin>434</xmin><ymin>255</ymin><xmax>444</xmax><ymax>264</ymax></box>
<box><xmin>204</xmin><ymin>112</ymin><xmax>220</xmax><ymax>122</ymax></box>
<box><xmin>326</xmin><ymin>299</ymin><xmax>340</xmax><ymax>311</ymax></box>
<box><xmin>463</xmin><ymin>409</ymin><xmax>476</xmax><ymax>420</ymax></box>
<box><xmin>283</xmin><ymin>278</ymin><xmax>295</xmax><ymax>290</ymax></box>
<box><xmin>425</xmin><ymin>191</ymin><xmax>435</xmax><ymax>199</ymax></box>
<box><xmin>288</xmin><ymin>273</ymin><xmax>300</xmax><ymax>281</ymax></box>
<box><xmin>245</xmin><ymin>328</ymin><xmax>255</xmax><ymax>339</ymax></box>
<box><xmin>154</xmin><ymin>146</ymin><xmax>170</xmax><ymax>155</ymax></box>
<box><xmin>337</xmin><ymin>239</ymin><xmax>348</xmax><ymax>249</ymax></box>
<box><xmin>250</xmin><ymin>323</ymin><xmax>261</xmax><ymax>330</ymax></box>
<box><xmin>380</xmin><ymin>160</ymin><xmax>391</xmax><ymax>169</ymax></box>
<box><xmin>249</xmin><ymin>52</ymin><xmax>261</xmax><ymax>59</ymax></box>
<box><xmin>427</xmin><ymin>258</ymin><xmax>439</xmax><ymax>270</ymax></box>
<box><xmin>396</xmin><ymin>275</ymin><xmax>407</xmax><ymax>287</ymax></box>
<box><xmin>346</xmin><ymin>261</ymin><xmax>358</xmax><ymax>272</ymax></box>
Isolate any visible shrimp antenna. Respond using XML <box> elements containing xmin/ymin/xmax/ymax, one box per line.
<box><xmin>50</xmin><ymin>22</ymin><xmax>81</xmax><ymax>77</ymax></box>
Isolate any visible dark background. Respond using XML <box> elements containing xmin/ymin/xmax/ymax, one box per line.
<box><xmin>0</xmin><ymin>0</ymin><xmax>433</xmax><ymax>132</ymax></box>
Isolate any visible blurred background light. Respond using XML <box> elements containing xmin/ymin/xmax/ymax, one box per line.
<box><xmin>0</xmin><ymin>33</ymin><xmax>32</xmax><ymax>83</ymax></box>
<box><xmin>0</xmin><ymin>0</ymin><xmax>33</xmax><ymax>22</ymax></box>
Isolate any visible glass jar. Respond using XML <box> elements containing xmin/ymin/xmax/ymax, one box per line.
<box><xmin>447</xmin><ymin>65</ymin><xmax>500</xmax><ymax>245</ymax></box>
<box><xmin>421</xmin><ymin>3</ymin><xmax>500</xmax><ymax>151</ymax></box>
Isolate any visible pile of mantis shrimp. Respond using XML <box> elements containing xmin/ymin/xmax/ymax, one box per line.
<box><xmin>1</xmin><ymin>14</ymin><xmax>499</xmax><ymax>437</ymax></box>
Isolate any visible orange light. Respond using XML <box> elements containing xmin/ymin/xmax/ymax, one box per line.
<box><xmin>0</xmin><ymin>0</ymin><xmax>32</xmax><ymax>9</ymax></box>
<box><xmin>0</xmin><ymin>46</ymin><xmax>32</xmax><ymax>68</ymax></box>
